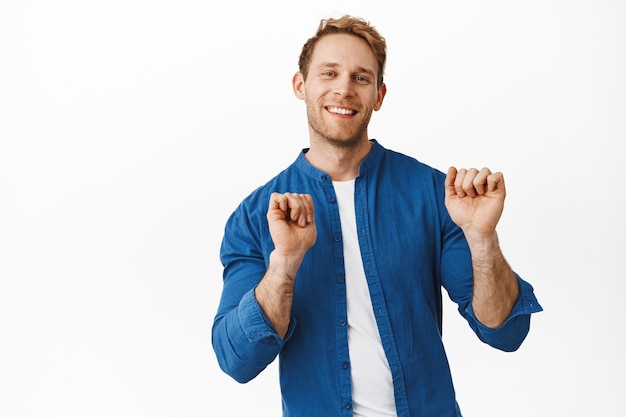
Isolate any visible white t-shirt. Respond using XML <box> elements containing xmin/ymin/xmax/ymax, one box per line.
<box><xmin>333</xmin><ymin>180</ymin><xmax>397</xmax><ymax>417</ymax></box>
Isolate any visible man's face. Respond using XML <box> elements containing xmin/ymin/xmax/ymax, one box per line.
<box><xmin>293</xmin><ymin>33</ymin><xmax>386</xmax><ymax>147</ymax></box>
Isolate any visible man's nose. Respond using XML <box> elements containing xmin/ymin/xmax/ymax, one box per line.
<box><xmin>333</xmin><ymin>75</ymin><xmax>355</xmax><ymax>97</ymax></box>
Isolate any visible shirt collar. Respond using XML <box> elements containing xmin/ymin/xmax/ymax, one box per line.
<box><xmin>295</xmin><ymin>139</ymin><xmax>384</xmax><ymax>182</ymax></box>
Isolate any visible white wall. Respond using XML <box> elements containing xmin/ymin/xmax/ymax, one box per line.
<box><xmin>1</xmin><ymin>1</ymin><xmax>624</xmax><ymax>416</ymax></box>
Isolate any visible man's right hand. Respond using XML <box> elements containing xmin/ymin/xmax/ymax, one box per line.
<box><xmin>267</xmin><ymin>192</ymin><xmax>317</xmax><ymax>259</ymax></box>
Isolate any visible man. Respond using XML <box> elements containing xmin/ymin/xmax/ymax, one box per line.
<box><xmin>212</xmin><ymin>15</ymin><xmax>542</xmax><ymax>417</ymax></box>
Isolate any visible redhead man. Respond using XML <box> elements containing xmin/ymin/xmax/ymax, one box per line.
<box><xmin>212</xmin><ymin>15</ymin><xmax>542</xmax><ymax>417</ymax></box>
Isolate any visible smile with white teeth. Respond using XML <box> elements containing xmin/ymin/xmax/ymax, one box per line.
<box><xmin>327</xmin><ymin>106</ymin><xmax>356</xmax><ymax>115</ymax></box>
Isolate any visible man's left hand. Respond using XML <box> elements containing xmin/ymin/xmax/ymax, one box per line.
<box><xmin>444</xmin><ymin>166</ymin><xmax>506</xmax><ymax>238</ymax></box>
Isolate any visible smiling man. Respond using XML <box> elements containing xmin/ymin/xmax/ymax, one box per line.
<box><xmin>294</xmin><ymin>32</ymin><xmax>385</xmax><ymax>167</ymax></box>
<box><xmin>212</xmin><ymin>15</ymin><xmax>542</xmax><ymax>417</ymax></box>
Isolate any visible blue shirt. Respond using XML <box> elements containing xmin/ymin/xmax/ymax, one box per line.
<box><xmin>212</xmin><ymin>140</ymin><xmax>542</xmax><ymax>417</ymax></box>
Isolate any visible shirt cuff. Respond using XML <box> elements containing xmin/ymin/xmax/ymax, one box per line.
<box><xmin>238</xmin><ymin>288</ymin><xmax>296</xmax><ymax>343</ymax></box>
<box><xmin>465</xmin><ymin>274</ymin><xmax>543</xmax><ymax>351</ymax></box>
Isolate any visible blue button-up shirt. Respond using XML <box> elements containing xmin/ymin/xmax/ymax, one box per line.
<box><xmin>212</xmin><ymin>140</ymin><xmax>542</xmax><ymax>417</ymax></box>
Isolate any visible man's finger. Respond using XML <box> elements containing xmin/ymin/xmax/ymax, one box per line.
<box><xmin>445</xmin><ymin>166</ymin><xmax>461</xmax><ymax>198</ymax></box>
<box><xmin>470</xmin><ymin>167</ymin><xmax>491</xmax><ymax>195</ymax></box>
<box><xmin>462</xmin><ymin>168</ymin><xmax>479</xmax><ymax>197</ymax></box>
<box><xmin>487</xmin><ymin>171</ymin><xmax>505</xmax><ymax>193</ymax></box>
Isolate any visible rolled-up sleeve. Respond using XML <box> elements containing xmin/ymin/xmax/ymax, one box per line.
<box><xmin>463</xmin><ymin>275</ymin><xmax>543</xmax><ymax>352</ymax></box>
<box><xmin>212</xmin><ymin>288</ymin><xmax>296</xmax><ymax>383</ymax></box>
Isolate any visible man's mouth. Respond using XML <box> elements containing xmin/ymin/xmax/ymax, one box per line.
<box><xmin>326</xmin><ymin>106</ymin><xmax>356</xmax><ymax>116</ymax></box>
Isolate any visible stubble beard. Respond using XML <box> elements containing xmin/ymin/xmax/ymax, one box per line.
<box><xmin>306</xmin><ymin>104</ymin><xmax>372</xmax><ymax>150</ymax></box>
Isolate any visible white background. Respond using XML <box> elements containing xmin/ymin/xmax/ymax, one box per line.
<box><xmin>1</xmin><ymin>1</ymin><xmax>624</xmax><ymax>416</ymax></box>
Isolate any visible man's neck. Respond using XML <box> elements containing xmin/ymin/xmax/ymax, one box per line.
<box><xmin>305</xmin><ymin>138</ymin><xmax>373</xmax><ymax>181</ymax></box>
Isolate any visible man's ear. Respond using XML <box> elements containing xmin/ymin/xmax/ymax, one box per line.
<box><xmin>292</xmin><ymin>72</ymin><xmax>306</xmax><ymax>100</ymax></box>
<box><xmin>374</xmin><ymin>82</ymin><xmax>387</xmax><ymax>111</ymax></box>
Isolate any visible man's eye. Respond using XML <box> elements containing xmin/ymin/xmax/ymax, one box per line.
<box><xmin>355</xmin><ymin>76</ymin><xmax>370</xmax><ymax>84</ymax></box>
<box><xmin>322</xmin><ymin>71</ymin><xmax>335</xmax><ymax>77</ymax></box>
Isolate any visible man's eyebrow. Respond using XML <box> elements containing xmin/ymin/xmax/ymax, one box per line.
<box><xmin>355</xmin><ymin>67</ymin><xmax>376</xmax><ymax>77</ymax></box>
<box><xmin>317</xmin><ymin>62</ymin><xmax>340</xmax><ymax>69</ymax></box>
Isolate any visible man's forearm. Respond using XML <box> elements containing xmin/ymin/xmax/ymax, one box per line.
<box><xmin>468</xmin><ymin>233</ymin><xmax>519</xmax><ymax>328</ymax></box>
<box><xmin>254</xmin><ymin>250</ymin><xmax>303</xmax><ymax>338</ymax></box>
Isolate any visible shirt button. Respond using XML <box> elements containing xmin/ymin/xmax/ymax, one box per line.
<box><xmin>329</xmin><ymin>197</ymin><xmax>336</xmax><ymax>203</ymax></box>
<box><xmin>339</xmin><ymin>319</ymin><xmax>346</xmax><ymax>326</ymax></box>
<box><xmin>337</xmin><ymin>276</ymin><xmax>344</xmax><ymax>284</ymax></box>
<box><xmin>342</xmin><ymin>361</ymin><xmax>349</xmax><ymax>369</ymax></box>
<box><xmin>334</xmin><ymin>236</ymin><xmax>341</xmax><ymax>242</ymax></box>
<box><xmin>321</xmin><ymin>175</ymin><xmax>328</xmax><ymax>182</ymax></box>
<box><xmin>344</xmin><ymin>403</ymin><xmax>352</xmax><ymax>409</ymax></box>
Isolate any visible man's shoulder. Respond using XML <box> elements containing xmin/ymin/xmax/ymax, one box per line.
<box><xmin>380</xmin><ymin>146</ymin><xmax>443</xmax><ymax>177</ymax></box>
